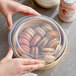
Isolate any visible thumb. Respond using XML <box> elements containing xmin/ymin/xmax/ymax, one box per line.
<box><xmin>6</xmin><ymin>13</ymin><xmax>13</xmax><ymax>30</ymax></box>
<box><xmin>5</xmin><ymin>48</ymin><xmax>13</xmax><ymax>59</ymax></box>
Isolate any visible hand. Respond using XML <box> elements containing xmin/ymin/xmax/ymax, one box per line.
<box><xmin>0</xmin><ymin>48</ymin><xmax>44</xmax><ymax>76</ymax></box>
<box><xmin>0</xmin><ymin>0</ymin><xmax>40</xmax><ymax>30</ymax></box>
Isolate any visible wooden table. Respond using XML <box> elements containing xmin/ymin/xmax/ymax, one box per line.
<box><xmin>0</xmin><ymin>0</ymin><xmax>76</xmax><ymax>76</ymax></box>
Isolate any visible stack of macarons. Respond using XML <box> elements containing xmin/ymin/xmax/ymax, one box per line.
<box><xmin>17</xmin><ymin>23</ymin><xmax>61</xmax><ymax>64</ymax></box>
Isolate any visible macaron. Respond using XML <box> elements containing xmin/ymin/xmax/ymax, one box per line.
<box><xmin>42</xmin><ymin>51</ymin><xmax>53</xmax><ymax>56</ymax></box>
<box><xmin>44</xmin><ymin>55</ymin><xmax>56</xmax><ymax>64</ymax></box>
<box><xmin>24</xmin><ymin>28</ymin><xmax>36</xmax><ymax>37</ymax></box>
<box><xmin>35</xmin><ymin>47</ymin><xmax>39</xmax><ymax>58</ymax></box>
<box><xmin>47</xmin><ymin>31</ymin><xmax>59</xmax><ymax>39</ymax></box>
<box><xmin>35</xmin><ymin>27</ymin><xmax>45</xmax><ymax>37</ymax></box>
<box><xmin>31</xmin><ymin>35</ymin><xmax>41</xmax><ymax>46</ymax></box>
<box><xmin>32</xmin><ymin>47</ymin><xmax>39</xmax><ymax>58</ymax></box>
<box><xmin>38</xmin><ymin>37</ymin><xmax>49</xmax><ymax>49</ymax></box>
<box><xmin>54</xmin><ymin>45</ymin><xmax>62</xmax><ymax>57</ymax></box>
<box><xmin>18</xmin><ymin>32</ymin><xmax>32</xmax><ymax>41</ymax></box>
<box><xmin>48</xmin><ymin>38</ymin><xmax>60</xmax><ymax>48</ymax></box>
<box><xmin>32</xmin><ymin>47</ymin><xmax>35</xmax><ymax>56</ymax></box>
<box><xmin>18</xmin><ymin>38</ymin><xmax>30</xmax><ymax>46</ymax></box>
<box><xmin>42</xmin><ymin>23</ymin><xmax>53</xmax><ymax>32</ymax></box>
<box><xmin>16</xmin><ymin>47</ymin><xmax>23</xmax><ymax>56</ymax></box>
<box><xmin>42</xmin><ymin>48</ymin><xmax>54</xmax><ymax>52</ymax></box>
<box><xmin>16</xmin><ymin>47</ymin><xmax>30</xmax><ymax>57</ymax></box>
<box><xmin>20</xmin><ymin>45</ymin><xmax>30</xmax><ymax>53</ymax></box>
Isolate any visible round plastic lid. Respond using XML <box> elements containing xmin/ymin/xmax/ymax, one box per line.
<box><xmin>9</xmin><ymin>16</ymin><xmax>65</xmax><ymax>65</ymax></box>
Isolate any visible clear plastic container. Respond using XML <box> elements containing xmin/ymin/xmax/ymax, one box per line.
<box><xmin>8</xmin><ymin>16</ymin><xmax>66</xmax><ymax>65</ymax></box>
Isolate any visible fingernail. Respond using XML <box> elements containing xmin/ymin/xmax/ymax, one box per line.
<box><xmin>9</xmin><ymin>48</ymin><xmax>12</xmax><ymax>50</ymax></box>
<box><xmin>33</xmin><ymin>11</ymin><xmax>41</xmax><ymax>16</ymax></box>
<box><xmin>36</xmin><ymin>13</ymin><xmax>41</xmax><ymax>16</ymax></box>
<box><xmin>39</xmin><ymin>64</ymin><xmax>44</xmax><ymax>68</ymax></box>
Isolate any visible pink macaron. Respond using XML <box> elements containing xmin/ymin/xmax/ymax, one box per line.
<box><xmin>31</xmin><ymin>35</ymin><xmax>41</xmax><ymax>46</ymax></box>
<box><xmin>38</xmin><ymin>37</ymin><xmax>49</xmax><ymax>49</ymax></box>
<box><xmin>47</xmin><ymin>31</ymin><xmax>59</xmax><ymax>39</ymax></box>
<box><xmin>32</xmin><ymin>47</ymin><xmax>39</xmax><ymax>58</ymax></box>
<box><xmin>19</xmin><ymin>32</ymin><xmax>32</xmax><ymax>41</ymax></box>
<box><xmin>20</xmin><ymin>45</ymin><xmax>30</xmax><ymax>53</ymax></box>
<box><xmin>18</xmin><ymin>38</ymin><xmax>30</xmax><ymax>46</ymax></box>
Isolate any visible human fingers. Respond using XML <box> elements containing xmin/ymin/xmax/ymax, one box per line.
<box><xmin>12</xmin><ymin>1</ymin><xmax>41</xmax><ymax>16</ymax></box>
<box><xmin>14</xmin><ymin>58</ymin><xmax>41</xmax><ymax>65</ymax></box>
<box><xmin>22</xmin><ymin>64</ymin><xmax>44</xmax><ymax>71</ymax></box>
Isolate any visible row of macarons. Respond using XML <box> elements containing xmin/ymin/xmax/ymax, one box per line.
<box><xmin>18</xmin><ymin>25</ymin><xmax>59</xmax><ymax>47</ymax></box>
<box><xmin>20</xmin><ymin>46</ymin><xmax>56</xmax><ymax>64</ymax></box>
<box><xmin>17</xmin><ymin>26</ymin><xmax>60</xmax><ymax>56</ymax></box>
